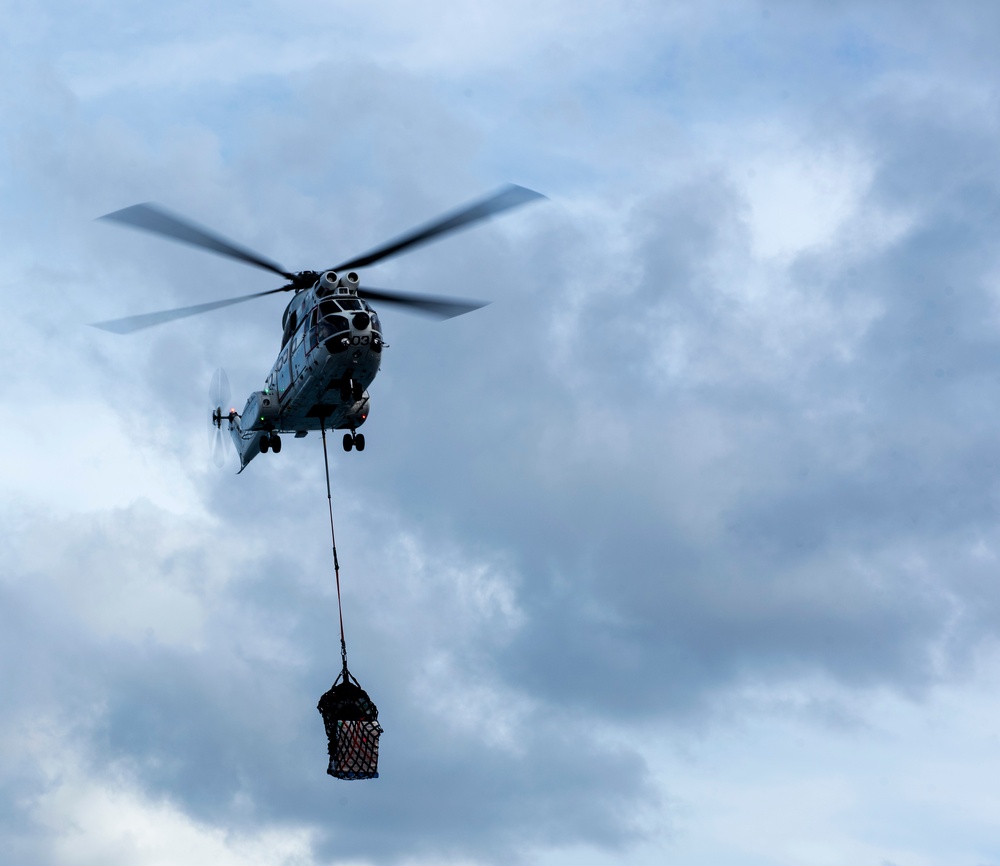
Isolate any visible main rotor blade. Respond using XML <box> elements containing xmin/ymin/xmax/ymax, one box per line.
<box><xmin>100</xmin><ymin>203</ymin><xmax>294</xmax><ymax>280</ymax></box>
<box><xmin>358</xmin><ymin>286</ymin><xmax>488</xmax><ymax>320</ymax></box>
<box><xmin>333</xmin><ymin>183</ymin><xmax>546</xmax><ymax>271</ymax></box>
<box><xmin>90</xmin><ymin>286</ymin><xmax>288</xmax><ymax>334</ymax></box>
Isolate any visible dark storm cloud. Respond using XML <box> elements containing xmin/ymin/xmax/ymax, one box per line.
<box><xmin>0</xmin><ymin>499</ymin><xmax>656</xmax><ymax>864</ymax></box>
<box><xmin>340</xmin><ymin>86</ymin><xmax>1000</xmax><ymax>734</ymax></box>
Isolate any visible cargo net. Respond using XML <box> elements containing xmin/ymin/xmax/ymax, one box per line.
<box><xmin>317</xmin><ymin>671</ymin><xmax>382</xmax><ymax>780</ymax></box>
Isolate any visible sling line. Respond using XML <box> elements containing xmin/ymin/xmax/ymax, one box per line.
<box><xmin>320</xmin><ymin>423</ymin><xmax>349</xmax><ymax>682</ymax></box>
<box><xmin>316</xmin><ymin>423</ymin><xmax>383</xmax><ymax>781</ymax></box>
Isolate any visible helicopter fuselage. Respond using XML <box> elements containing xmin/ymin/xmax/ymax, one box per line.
<box><xmin>96</xmin><ymin>184</ymin><xmax>545</xmax><ymax>472</ymax></box>
<box><xmin>226</xmin><ymin>270</ymin><xmax>382</xmax><ymax>469</ymax></box>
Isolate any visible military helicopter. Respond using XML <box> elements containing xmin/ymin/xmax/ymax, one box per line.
<box><xmin>94</xmin><ymin>184</ymin><xmax>544</xmax><ymax>471</ymax></box>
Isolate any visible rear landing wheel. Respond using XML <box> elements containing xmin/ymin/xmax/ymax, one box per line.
<box><xmin>260</xmin><ymin>433</ymin><xmax>270</xmax><ymax>453</ymax></box>
<box><xmin>343</xmin><ymin>433</ymin><xmax>354</xmax><ymax>452</ymax></box>
<box><xmin>355</xmin><ymin>433</ymin><xmax>365</xmax><ymax>452</ymax></box>
<box><xmin>271</xmin><ymin>434</ymin><xmax>282</xmax><ymax>453</ymax></box>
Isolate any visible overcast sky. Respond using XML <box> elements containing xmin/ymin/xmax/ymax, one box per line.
<box><xmin>3</xmin><ymin>1</ymin><xmax>1000</xmax><ymax>864</ymax></box>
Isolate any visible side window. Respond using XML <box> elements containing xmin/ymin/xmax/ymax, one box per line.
<box><xmin>277</xmin><ymin>348</ymin><xmax>291</xmax><ymax>393</ymax></box>
<box><xmin>281</xmin><ymin>310</ymin><xmax>298</xmax><ymax>348</ymax></box>
<box><xmin>308</xmin><ymin>308</ymin><xmax>319</xmax><ymax>352</ymax></box>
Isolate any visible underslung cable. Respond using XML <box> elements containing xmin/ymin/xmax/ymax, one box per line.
<box><xmin>321</xmin><ymin>424</ymin><xmax>349</xmax><ymax>682</ymax></box>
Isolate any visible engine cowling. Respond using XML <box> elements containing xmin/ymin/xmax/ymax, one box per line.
<box><xmin>316</xmin><ymin>271</ymin><xmax>340</xmax><ymax>296</ymax></box>
<box><xmin>242</xmin><ymin>390</ymin><xmax>280</xmax><ymax>430</ymax></box>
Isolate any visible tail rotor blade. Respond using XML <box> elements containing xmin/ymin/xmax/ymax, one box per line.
<box><xmin>210</xmin><ymin>367</ymin><xmax>232</xmax><ymax>409</ymax></box>
<box><xmin>209</xmin><ymin>368</ymin><xmax>232</xmax><ymax>469</ymax></box>
<box><xmin>212</xmin><ymin>427</ymin><xmax>226</xmax><ymax>468</ymax></box>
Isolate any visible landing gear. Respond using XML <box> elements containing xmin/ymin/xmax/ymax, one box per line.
<box><xmin>260</xmin><ymin>433</ymin><xmax>270</xmax><ymax>453</ymax></box>
<box><xmin>271</xmin><ymin>434</ymin><xmax>282</xmax><ymax>453</ymax></box>
<box><xmin>260</xmin><ymin>432</ymin><xmax>280</xmax><ymax>454</ymax></box>
<box><xmin>342</xmin><ymin>432</ymin><xmax>365</xmax><ymax>452</ymax></box>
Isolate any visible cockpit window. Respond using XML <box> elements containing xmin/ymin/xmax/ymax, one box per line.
<box><xmin>339</xmin><ymin>299</ymin><xmax>363</xmax><ymax>311</ymax></box>
<box><xmin>317</xmin><ymin>316</ymin><xmax>351</xmax><ymax>340</ymax></box>
<box><xmin>370</xmin><ymin>312</ymin><xmax>382</xmax><ymax>333</ymax></box>
<box><xmin>319</xmin><ymin>300</ymin><xmax>342</xmax><ymax>318</ymax></box>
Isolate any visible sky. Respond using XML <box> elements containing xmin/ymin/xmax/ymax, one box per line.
<box><xmin>2</xmin><ymin>1</ymin><xmax>1000</xmax><ymax>864</ymax></box>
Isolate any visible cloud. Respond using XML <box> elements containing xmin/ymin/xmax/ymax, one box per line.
<box><xmin>5</xmin><ymin>1</ymin><xmax>1000</xmax><ymax>864</ymax></box>
<box><xmin>0</xmin><ymin>494</ymin><xmax>659</xmax><ymax>863</ymax></box>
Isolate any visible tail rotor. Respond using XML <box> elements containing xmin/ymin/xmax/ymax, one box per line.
<box><xmin>209</xmin><ymin>367</ymin><xmax>232</xmax><ymax>468</ymax></box>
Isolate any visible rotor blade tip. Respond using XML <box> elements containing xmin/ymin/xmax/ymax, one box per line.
<box><xmin>504</xmin><ymin>183</ymin><xmax>547</xmax><ymax>202</ymax></box>
<box><xmin>88</xmin><ymin>320</ymin><xmax>131</xmax><ymax>335</ymax></box>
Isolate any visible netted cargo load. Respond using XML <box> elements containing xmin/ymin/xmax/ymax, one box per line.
<box><xmin>317</xmin><ymin>672</ymin><xmax>383</xmax><ymax>780</ymax></box>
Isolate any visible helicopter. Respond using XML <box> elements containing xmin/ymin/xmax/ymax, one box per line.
<box><xmin>94</xmin><ymin>184</ymin><xmax>545</xmax><ymax>471</ymax></box>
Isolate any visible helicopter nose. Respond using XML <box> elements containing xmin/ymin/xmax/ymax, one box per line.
<box><xmin>352</xmin><ymin>312</ymin><xmax>371</xmax><ymax>330</ymax></box>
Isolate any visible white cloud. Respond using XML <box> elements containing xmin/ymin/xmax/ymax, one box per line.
<box><xmin>35</xmin><ymin>757</ymin><xmax>315</xmax><ymax>866</ymax></box>
<box><xmin>2</xmin><ymin>400</ymin><xmax>204</xmax><ymax>516</ymax></box>
<box><xmin>641</xmin><ymin>657</ymin><xmax>1000</xmax><ymax>866</ymax></box>
<box><xmin>744</xmin><ymin>145</ymin><xmax>870</xmax><ymax>260</ymax></box>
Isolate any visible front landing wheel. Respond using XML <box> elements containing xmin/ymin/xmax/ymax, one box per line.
<box><xmin>343</xmin><ymin>433</ymin><xmax>354</xmax><ymax>452</ymax></box>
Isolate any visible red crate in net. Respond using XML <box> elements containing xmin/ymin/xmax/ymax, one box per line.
<box><xmin>318</xmin><ymin>674</ymin><xmax>382</xmax><ymax>780</ymax></box>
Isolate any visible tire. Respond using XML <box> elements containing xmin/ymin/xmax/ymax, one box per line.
<box><xmin>343</xmin><ymin>433</ymin><xmax>353</xmax><ymax>452</ymax></box>
<box><xmin>355</xmin><ymin>434</ymin><xmax>365</xmax><ymax>452</ymax></box>
<box><xmin>271</xmin><ymin>434</ymin><xmax>282</xmax><ymax>453</ymax></box>
<box><xmin>260</xmin><ymin>434</ymin><xmax>270</xmax><ymax>454</ymax></box>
